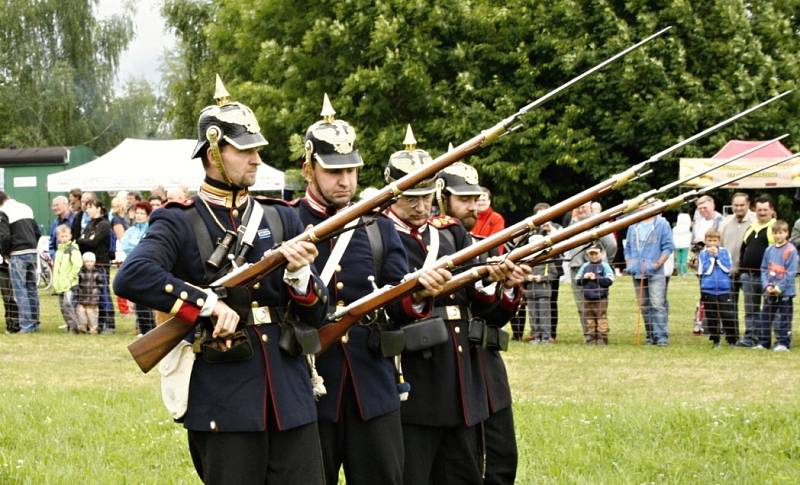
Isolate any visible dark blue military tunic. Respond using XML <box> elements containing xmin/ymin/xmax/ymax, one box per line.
<box><xmin>386</xmin><ymin>210</ymin><xmax>519</xmax><ymax>427</ymax></box>
<box><xmin>294</xmin><ymin>192</ymin><xmax>427</xmax><ymax>423</ymax></box>
<box><xmin>114</xmin><ymin>180</ymin><xmax>327</xmax><ymax>432</ymax></box>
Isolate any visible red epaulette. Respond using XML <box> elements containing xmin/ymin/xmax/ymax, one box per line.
<box><xmin>253</xmin><ymin>195</ymin><xmax>291</xmax><ymax>207</ymax></box>
<box><xmin>163</xmin><ymin>199</ymin><xmax>195</xmax><ymax>209</ymax></box>
<box><xmin>428</xmin><ymin>214</ymin><xmax>459</xmax><ymax>229</ymax></box>
<box><xmin>286</xmin><ymin>198</ymin><xmax>303</xmax><ymax>207</ymax></box>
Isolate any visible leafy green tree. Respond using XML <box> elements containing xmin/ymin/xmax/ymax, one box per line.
<box><xmin>163</xmin><ymin>0</ymin><xmax>800</xmax><ymax>218</ymax></box>
<box><xmin>0</xmin><ymin>0</ymin><xmax>155</xmax><ymax>154</ymax></box>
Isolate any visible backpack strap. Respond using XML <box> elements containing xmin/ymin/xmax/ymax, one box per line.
<box><xmin>260</xmin><ymin>204</ymin><xmax>283</xmax><ymax>244</ymax></box>
<box><xmin>185</xmin><ymin>206</ymin><xmax>217</xmax><ymax>285</ymax></box>
<box><xmin>364</xmin><ymin>217</ymin><xmax>384</xmax><ymax>284</ymax></box>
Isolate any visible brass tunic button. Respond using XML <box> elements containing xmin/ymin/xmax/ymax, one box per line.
<box><xmin>252</xmin><ymin>301</ymin><xmax>260</xmax><ymax>308</ymax></box>
<box><xmin>261</xmin><ymin>334</ymin><xmax>268</xmax><ymax>343</ymax></box>
<box><xmin>454</xmin><ymin>327</ymin><xmax>461</xmax><ymax>334</ymax></box>
<box><xmin>341</xmin><ymin>335</ymin><xmax>349</xmax><ymax>344</ymax></box>
<box><xmin>180</xmin><ymin>291</ymin><xmax>188</xmax><ymax>300</ymax></box>
<box><xmin>457</xmin><ymin>345</ymin><xmax>463</xmax><ymax>353</ymax></box>
<box><xmin>210</xmin><ymin>420</ymin><xmax>217</xmax><ymax>431</ymax></box>
<box><xmin>449</xmin><ymin>294</ymin><xmax>456</xmax><ymax>300</ymax></box>
<box><xmin>335</xmin><ymin>264</ymin><xmax>342</xmax><ymax>272</ymax></box>
<box><xmin>253</xmin><ymin>282</ymin><xmax>261</xmax><ymax>290</ymax></box>
<box><xmin>336</xmin><ymin>282</ymin><xmax>344</xmax><ymax>290</ymax></box>
<box><xmin>197</xmin><ymin>298</ymin><xmax>205</xmax><ymax>307</ymax></box>
<box><xmin>165</xmin><ymin>284</ymin><xmax>174</xmax><ymax>293</ymax></box>
<box><xmin>232</xmin><ymin>209</ymin><xmax>239</xmax><ymax>218</ymax></box>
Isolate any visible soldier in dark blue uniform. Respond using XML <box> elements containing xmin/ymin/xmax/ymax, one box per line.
<box><xmin>114</xmin><ymin>78</ymin><xmax>328</xmax><ymax>485</ymax></box>
<box><xmin>294</xmin><ymin>96</ymin><xmax>449</xmax><ymax>485</ymax></box>
<box><xmin>436</xmin><ymin>161</ymin><xmax>525</xmax><ymax>485</ymax></box>
<box><xmin>383</xmin><ymin>129</ymin><xmax>526</xmax><ymax>485</ymax></box>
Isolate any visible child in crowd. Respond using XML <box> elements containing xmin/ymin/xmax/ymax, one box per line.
<box><xmin>759</xmin><ymin>220</ymin><xmax>797</xmax><ymax>351</ymax></box>
<box><xmin>76</xmin><ymin>252</ymin><xmax>103</xmax><ymax>334</ymax></box>
<box><xmin>673</xmin><ymin>213</ymin><xmax>692</xmax><ymax>276</ymax></box>
<box><xmin>576</xmin><ymin>245</ymin><xmax>614</xmax><ymax>344</ymax></box>
<box><xmin>697</xmin><ymin>229</ymin><xmax>736</xmax><ymax>348</ymax></box>
<box><xmin>52</xmin><ymin>225</ymin><xmax>83</xmax><ymax>333</ymax></box>
<box><xmin>524</xmin><ymin>245</ymin><xmax>558</xmax><ymax>344</ymax></box>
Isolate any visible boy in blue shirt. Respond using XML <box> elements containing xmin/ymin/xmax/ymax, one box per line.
<box><xmin>697</xmin><ymin>229</ymin><xmax>736</xmax><ymax>348</ymax></box>
<box><xmin>758</xmin><ymin>220</ymin><xmax>797</xmax><ymax>351</ymax></box>
<box><xmin>576</xmin><ymin>245</ymin><xmax>615</xmax><ymax>344</ymax></box>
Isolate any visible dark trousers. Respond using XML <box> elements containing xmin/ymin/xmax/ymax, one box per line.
<box><xmin>701</xmin><ymin>292</ymin><xmax>737</xmax><ymax>344</ymax></box>
<box><xmin>759</xmin><ymin>295</ymin><xmax>794</xmax><ymax>348</ymax></box>
<box><xmin>729</xmin><ymin>272</ymin><xmax>742</xmax><ymax>341</ymax></box>
<box><xmin>98</xmin><ymin>266</ymin><xmax>115</xmax><ymax>330</ymax></box>
<box><xmin>319</xmin><ymin>378</ymin><xmax>403</xmax><ymax>485</ymax></box>
<box><xmin>403</xmin><ymin>422</ymin><xmax>482</xmax><ymax>485</ymax></box>
<box><xmin>188</xmin><ymin>421</ymin><xmax>324</xmax><ymax>485</ymax></box>
<box><xmin>0</xmin><ymin>264</ymin><xmax>19</xmax><ymax>333</ymax></box>
<box><xmin>482</xmin><ymin>406</ymin><xmax>517</xmax><ymax>485</ymax></box>
<box><xmin>550</xmin><ymin>279</ymin><xmax>560</xmax><ymax>339</ymax></box>
<box><xmin>134</xmin><ymin>304</ymin><xmax>155</xmax><ymax>334</ymax></box>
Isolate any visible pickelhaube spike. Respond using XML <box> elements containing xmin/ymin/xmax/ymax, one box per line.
<box><xmin>403</xmin><ymin>125</ymin><xmax>417</xmax><ymax>150</ymax></box>
<box><xmin>214</xmin><ymin>74</ymin><xmax>231</xmax><ymax>106</ymax></box>
<box><xmin>320</xmin><ymin>93</ymin><xmax>336</xmax><ymax>123</ymax></box>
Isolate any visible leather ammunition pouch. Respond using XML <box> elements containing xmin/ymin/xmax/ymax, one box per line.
<box><xmin>201</xmin><ymin>329</ymin><xmax>253</xmax><ymax>364</ymax></box>
<box><xmin>403</xmin><ymin>316</ymin><xmax>448</xmax><ymax>353</ymax></box>
<box><xmin>485</xmin><ymin>326</ymin><xmax>510</xmax><ymax>352</ymax></box>
<box><xmin>468</xmin><ymin>317</ymin><xmax>488</xmax><ymax>346</ymax></box>
<box><xmin>367</xmin><ymin>324</ymin><xmax>406</xmax><ymax>358</ymax></box>
<box><xmin>279</xmin><ymin>311</ymin><xmax>321</xmax><ymax>357</ymax></box>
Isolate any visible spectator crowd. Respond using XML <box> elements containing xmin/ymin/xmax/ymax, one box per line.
<box><xmin>1</xmin><ymin>186</ymin><xmax>796</xmax><ymax>353</ymax></box>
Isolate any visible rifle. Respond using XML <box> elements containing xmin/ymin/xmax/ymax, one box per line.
<box><xmin>437</xmin><ymin>135</ymin><xmax>790</xmax><ymax>294</ymax></box>
<box><xmin>317</xmin><ymin>93</ymin><xmax>791</xmax><ymax>354</ymax></box>
<box><xmin>128</xmin><ymin>29</ymin><xmax>672</xmax><ymax>373</ymax></box>
<box><xmin>522</xmin><ymin>151</ymin><xmax>800</xmax><ymax>267</ymax></box>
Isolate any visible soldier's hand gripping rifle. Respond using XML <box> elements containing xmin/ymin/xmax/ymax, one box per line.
<box><xmin>316</xmin><ymin>92</ymin><xmax>791</xmax><ymax>354</ymax></box>
<box><xmin>519</xmin><ymin>151</ymin><xmax>800</xmax><ymax>273</ymax></box>
<box><xmin>127</xmin><ymin>29</ymin><xmax>672</xmax><ymax>373</ymax></box>
<box><xmin>437</xmin><ymin>135</ymin><xmax>790</xmax><ymax>294</ymax></box>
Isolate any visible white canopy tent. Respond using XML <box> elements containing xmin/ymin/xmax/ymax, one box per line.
<box><xmin>47</xmin><ymin>138</ymin><xmax>284</xmax><ymax>193</ymax></box>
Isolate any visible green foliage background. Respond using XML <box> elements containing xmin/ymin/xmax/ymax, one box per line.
<box><xmin>163</xmin><ymin>0</ymin><xmax>800</xmax><ymax>217</ymax></box>
<box><xmin>0</xmin><ymin>0</ymin><xmax>162</xmax><ymax>154</ymax></box>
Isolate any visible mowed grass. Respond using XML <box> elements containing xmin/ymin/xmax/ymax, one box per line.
<box><xmin>1</xmin><ymin>276</ymin><xmax>799</xmax><ymax>484</ymax></box>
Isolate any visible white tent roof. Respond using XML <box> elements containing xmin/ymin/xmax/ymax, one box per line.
<box><xmin>47</xmin><ymin>138</ymin><xmax>284</xmax><ymax>193</ymax></box>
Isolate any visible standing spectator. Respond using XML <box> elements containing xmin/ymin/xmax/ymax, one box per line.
<box><xmin>568</xmin><ymin>202</ymin><xmax>617</xmax><ymax>342</ymax></box>
<box><xmin>0</xmin><ymin>192</ymin><xmax>41</xmax><ymax>333</ymax></box>
<box><xmin>108</xmin><ymin>194</ymin><xmax>131</xmax><ymax>315</ymax></box>
<box><xmin>0</xmin><ymin>247</ymin><xmax>18</xmax><ymax>334</ymax></box>
<box><xmin>125</xmin><ymin>191</ymin><xmax>142</xmax><ymax>223</ymax></box>
<box><xmin>75</xmin><ymin>252</ymin><xmax>102</xmax><ymax>334</ymax></box>
<box><xmin>77</xmin><ymin>199</ymin><xmax>114</xmax><ymax>334</ymax></box>
<box><xmin>523</xmin><ymin>237</ymin><xmax>557</xmax><ymax>344</ymax></box>
<box><xmin>121</xmin><ymin>201</ymin><xmax>154</xmax><ymax>335</ymax></box>
<box><xmin>70</xmin><ymin>191</ymin><xmax>95</xmax><ymax>241</ymax></box>
<box><xmin>149</xmin><ymin>185</ymin><xmax>167</xmax><ymax>201</ymax></box>
<box><xmin>576</xmin><ymin>245</ymin><xmax>614</xmax><ymax>344</ymax></box>
<box><xmin>697</xmin><ymin>229</ymin><xmax>737</xmax><ymax>348</ymax></box>
<box><xmin>472</xmin><ymin>187</ymin><xmax>505</xmax><ymax>238</ymax></box>
<box><xmin>68</xmin><ymin>188</ymin><xmax>82</xmax><ymax>213</ymax></box>
<box><xmin>52</xmin><ymin>225</ymin><xmax>82</xmax><ymax>333</ymax></box>
<box><xmin>532</xmin><ymin>203</ymin><xmax>563</xmax><ymax>342</ymax></box>
<box><xmin>624</xmin><ymin>210</ymin><xmax>674</xmax><ymax>346</ymax></box>
<box><xmin>166</xmin><ymin>185</ymin><xmax>189</xmax><ymax>203</ymax></box>
<box><xmin>737</xmin><ymin>195</ymin><xmax>776</xmax><ymax>347</ymax></box>
<box><xmin>672</xmin><ymin>213</ymin><xmax>692</xmax><ymax>276</ymax></box>
<box><xmin>720</xmin><ymin>192</ymin><xmax>755</xmax><ymax>341</ymax></box>
<box><xmin>758</xmin><ymin>220</ymin><xmax>797</xmax><ymax>351</ymax></box>
<box><xmin>691</xmin><ymin>195</ymin><xmax>724</xmax><ymax>245</ymax></box>
<box><xmin>48</xmin><ymin>195</ymin><xmax>74</xmax><ymax>259</ymax></box>
<box><xmin>148</xmin><ymin>195</ymin><xmax>163</xmax><ymax>210</ymax></box>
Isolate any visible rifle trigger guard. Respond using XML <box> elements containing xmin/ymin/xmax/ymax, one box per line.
<box><xmin>307</xmin><ymin>230</ymin><xmax>319</xmax><ymax>243</ymax></box>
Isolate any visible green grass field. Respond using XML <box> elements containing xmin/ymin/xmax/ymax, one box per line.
<box><xmin>1</xmin><ymin>276</ymin><xmax>799</xmax><ymax>484</ymax></box>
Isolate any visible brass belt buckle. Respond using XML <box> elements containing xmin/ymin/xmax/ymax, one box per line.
<box><xmin>252</xmin><ymin>306</ymin><xmax>272</xmax><ymax>325</ymax></box>
<box><xmin>445</xmin><ymin>305</ymin><xmax>461</xmax><ymax>320</ymax></box>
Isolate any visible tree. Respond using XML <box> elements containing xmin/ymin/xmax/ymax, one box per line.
<box><xmin>0</xmin><ymin>0</ymin><xmax>147</xmax><ymax>154</ymax></box>
<box><xmin>163</xmin><ymin>0</ymin><xmax>800</xmax><ymax>219</ymax></box>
